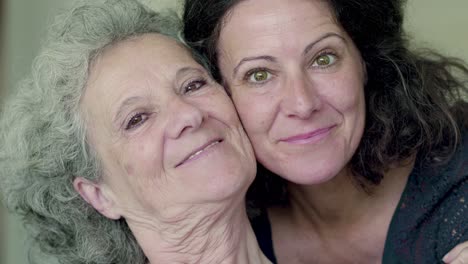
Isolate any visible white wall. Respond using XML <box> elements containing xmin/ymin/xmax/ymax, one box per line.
<box><xmin>3</xmin><ymin>0</ymin><xmax>181</xmax><ymax>94</ymax></box>
<box><xmin>1</xmin><ymin>1</ymin><xmax>467</xmax><ymax>264</ymax></box>
<box><xmin>405</xmin><ymin>0</ymin><xmax>468</xmax><ymax>63</ymax></box>
<box><xmin>2</xmin><ymin>1</ymin><xmax>74</xmax><ymax>263</ymax></box>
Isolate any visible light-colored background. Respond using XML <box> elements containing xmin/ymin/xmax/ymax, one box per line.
<box><xmin>0</xmin><ymin>0</ymin><xmax>467</xmax><ymax>263</ymax></box>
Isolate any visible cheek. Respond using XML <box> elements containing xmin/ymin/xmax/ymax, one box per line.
<box><xmin>231</xmin><ymin>90</ymin><xmax>271</xmax><ymax>136</ymax></box>
<box><xmin>123</xmin><ymin>137</ymin><xmax>165</xmax><ymax>186</ymax></box>
<box><xmin>206</xmin><ymin>91</ymin><xmax>244</xmax><ymax>127</ymax></box>
<box><xmin>120</xmin><ymin>144</ymin><xmax>166</xmax><ymax>206</ymax></box>
<box><xmin>124</xmin><ymin>163</ymin><xmax>135</xmax><ymax>175</ymax></box>
<box><xmin>324</xmin><ymin>74</ymin><xmax>366</xmax><ymax>146</ymax></box>
<box><xmin>323</xmin><ymin>71</ymin><xmax>365</xmax><ymax>114</ymax></box>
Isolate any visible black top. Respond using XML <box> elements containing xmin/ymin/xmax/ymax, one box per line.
<box><xmin>382</xmin><ymin>134</ymin><xmax>468</xmax><ymax>263</ymax></box>
<box><xmin>251</xmin><ymin>209</ymin><xmax>278</xmax><ymax>263</ymax></box>
<box><xmin>251</xmin><ymin>134</ymin><xmax>468</xmax><ymax>264</ymax></box>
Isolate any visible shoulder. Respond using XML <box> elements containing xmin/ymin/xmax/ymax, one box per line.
<box><xmin>383</xmin><ymin>130</ymin><xmax>468</xmax><ymax>263</ymax></box>
<box><xmin>442</xmin><ymin>129</ymin><xmax>468</xmax><ymax>180</ymax></box>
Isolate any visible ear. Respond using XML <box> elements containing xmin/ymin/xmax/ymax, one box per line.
<box><xmin>73</xmin><ymin>177</ymin><xmax>121</xmax><ymax>220</ymax></box>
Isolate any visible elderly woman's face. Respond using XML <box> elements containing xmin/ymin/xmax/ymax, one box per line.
<box><xmin>80</xmin><ymin>34</ymin><xmax>255</xmax><ymax>220</ymax></box>
<box><xmin>217</xmin><ymin>0</ymin><xmax>366</xmax><ymax>184</ymax></box>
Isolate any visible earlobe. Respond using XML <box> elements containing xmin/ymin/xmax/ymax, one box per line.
<box><xmin>73</xmin><ymin>177</ymin><xmax>121</xmax><ymax>220</ymax></box>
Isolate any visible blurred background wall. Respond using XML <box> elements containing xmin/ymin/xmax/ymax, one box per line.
<box><xmin>0</xmin><ymin>0</ymin><xmax>467</xmax><ymax>263</ymax></box>
<box><xmin>0</xmin><ymin>0</ymin><xmax>4</xmax><ymax>261</ymax></box>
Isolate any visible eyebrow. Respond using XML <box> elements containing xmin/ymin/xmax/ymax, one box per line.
<box><xmin>175</xmin><ymin>66</ymin><xmax>205</xmax><ymax>80</ymax></box>
<box><xmin>233</xmin><ymin>55</ymin><xmax>277</xmax><ymax>78</ymax></box>
<box><xmin>303</xmin><ymin>32</ymin><xmax>346</xmax><ymax>55</ymax></box>
<box><xmin>232</xmin><ymin>32</ymin><xmax>345</xmax><ymax>78</ymax></box>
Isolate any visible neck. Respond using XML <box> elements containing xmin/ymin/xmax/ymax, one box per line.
<box><xmin>127</xmin><ymin>199</ymin><xmax>270</xmax><ymax>264</ymax></box>
<box><xmin>285</xmin><ymin>162</ymin><xmax>413</xmax><ymax>232</ymax></box>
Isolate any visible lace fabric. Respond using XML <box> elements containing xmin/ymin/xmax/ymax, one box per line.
<box><xmin>383</xmin><ymin>134</ymin><xmax>468</xmax><ymax>263</ymax></box>
<box><xmin>252</xmin><ymin>133</ymin><xmax>468</xmax><ymax>263</ymax></box>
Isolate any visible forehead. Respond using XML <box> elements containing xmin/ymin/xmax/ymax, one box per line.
<box><xmin>85</xmin><ymin>34</ymin><xmax>195</xmax><ymax>96</ymax></box>
<box><xmin>224</xmin><ymin>0</ymin><xmax>336</xmax><ymax>30</ymax></box>
<box><xmin>93</xmin><ymin>34</ymin><xmax>192</xmax><ymax>74</ymax></box>
<box><xmin>220</xmin><ymin>0</ymin><xmax>339</xmax><ymax>50</ymax></box>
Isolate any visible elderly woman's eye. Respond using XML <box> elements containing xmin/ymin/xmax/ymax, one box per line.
<box><xmin>247</xmin><ymin>69</ymin><xmax>271</xmax><ymax>83</ymax></box>
<box><xmin>125</xmin><ymin>113</ymin><xmax>148</xmax><ymax>130</ymax></box>
<box><xmin>312</xmin><ymin>53</ymin><xmax>337</xmax><ymax>67</ymax></box>
<box><xmin>183</xmin><ymin>79</ymin><xmax>207</xmax><ymax>94</ymax></box>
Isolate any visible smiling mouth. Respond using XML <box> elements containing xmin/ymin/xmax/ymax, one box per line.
<box><xmin>280</xmin><ymin>125</ymin><xmax>336</xmax><ymax>144</ymax></box>
<box><xmin>176</xmin><ymin>139</ymin><xmax>223</xmax><ymax>167</ymax></box>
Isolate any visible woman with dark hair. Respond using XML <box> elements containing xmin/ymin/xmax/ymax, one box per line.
<box><xmin>183</xmin><ymin>0</ymin><xmax>468</xmax><ymax>263</ymax></box>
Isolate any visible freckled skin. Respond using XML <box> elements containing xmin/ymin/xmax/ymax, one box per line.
<box><xmin>210</xmin><ymin>0</ymin><xmax>468</xmax><ymax>263</ymax></box>
<box><xmin>81</xmin><ymin>33</ymin><xmax>256</xmax><ymax>221</ymax></box>
<box><xmin>218</xmin><ymin>0</ymin><xmax>366</xmax><ymax>184</ymax></box>
<box><xmin>124</xmin><ymin>164</ymin><xmax>134</xmax><ymax>175</ymax></box>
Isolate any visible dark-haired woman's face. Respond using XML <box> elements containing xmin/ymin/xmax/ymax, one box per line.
<box><xmin>217</xmin><ymin>0</ymin><xmax>366</xmax><ymax>184</ymax></box>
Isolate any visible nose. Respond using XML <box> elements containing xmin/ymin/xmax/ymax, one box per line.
<box><xmin>166</xmin><ymin>97</ymin><xmax>205</xmax><ymax>139</ymax></box>
<box><xmin>281</xmin><ymin>72</ymin><xmax>321</xmax><ymax>119</ymax></box>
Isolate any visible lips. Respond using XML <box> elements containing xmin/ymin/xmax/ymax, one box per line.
<box><xmin>280</xmin><ymin>125</ymin><xmax>336</xmax><ymax>144</ymax></box>
<box><xmin>175</xmin><ymin>138</ymin><xmax>223</xmax><ymax>167</ymax></box>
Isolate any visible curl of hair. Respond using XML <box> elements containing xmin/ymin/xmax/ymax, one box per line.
<box><xmin>183</xmin><ymin>0</ymin><xmax>468</xmax><ymax>207</ymax></box>
<box><xmin>0</xmin><ymin>0</ymin><xmax>183</xmax><ymax>263</ymax></box>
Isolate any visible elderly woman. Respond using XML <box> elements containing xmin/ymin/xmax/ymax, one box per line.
<box><xmin>0</xmin><ymin>1</ymin><xmax>272</xmax><ymax>263</ymax></box>
<box><xmin>183</xmin><ymin>0</ymin><xmax>468</xmax><ymax>263</ymax></box>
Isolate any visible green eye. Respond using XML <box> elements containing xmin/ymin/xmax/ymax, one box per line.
<box><xmin>248</xmin><ymin>69</ymin><xmax>271</xmax><ymax>83</ymax></box>
<box><xmin>313</xmin><ymin>54</ymin><xmax>337</xmax><ymax>67</ymax></box>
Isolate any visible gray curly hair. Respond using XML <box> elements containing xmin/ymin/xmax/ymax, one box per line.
<box><xmin>0</xmin><ymin>0</ymin><xmax>183</xmax><ymax>263</ymax></box>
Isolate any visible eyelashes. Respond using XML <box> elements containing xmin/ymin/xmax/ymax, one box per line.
<box><xmin>241</xmin><ymin>50</ymin><xmax>340</xmax><ymax>86</ymax></box>
<box><xmin>182</xmin><ymin>78</ymin><xmax>208</xmax><ymax>94</ymax></box>
<box><xmin>125</xmin><ymin>112</ymin><xmax>150</xmax><ymax>130</ymax></box>
<box><xmin>309</xmin><ymin>51</ymin><xmax>338</xmax><ymax>68</ymax></box>
<box><xmin>122</xmin><ymin>77</ymin><xmax>210</xmax><ymax>131</ymax></box>
<box><xmin>244</xmin><ymin>68</ymin><xmax>273</xmax><ymax>84</ymax></box>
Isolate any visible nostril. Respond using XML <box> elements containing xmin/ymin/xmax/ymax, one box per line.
<box><xmin>284</xmin><ymin>96</ymin><xmax>321</xmax><ymax>119</ymax></box>
<box><xmin>167</xmin><ymin>99</ymin><xmax>206</xmax><ymax>139</ymax></box>
<box><xmin>179</xmin><ymin>124</ymin><xmax>195</xmax><ymax>136</ymax></box>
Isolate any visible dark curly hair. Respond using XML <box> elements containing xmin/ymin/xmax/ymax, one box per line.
<box><xmin>183</xmin><ymin>0</ymin><xmax>468</xmax><ymax>207</ymax></box>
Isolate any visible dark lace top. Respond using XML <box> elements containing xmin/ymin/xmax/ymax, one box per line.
<box><xmin>251</xmin><ymin>209</ymin><xmax>278</xmax><ymax>263</ymax></box>
<box><xmin>251</xmin><ymin>134</ymin><xmax>468</xmax><ymax>264</ymax></box>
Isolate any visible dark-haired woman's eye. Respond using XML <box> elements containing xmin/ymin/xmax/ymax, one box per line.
<box><xmin>312</xmin><ymin>53</ymin><xmax>337</xmax><ymax>67</ymax></box>
<box><xmin>245</xmin><ymin>68</ymin><xmax>272</xmax><ymax>84</ymax></box>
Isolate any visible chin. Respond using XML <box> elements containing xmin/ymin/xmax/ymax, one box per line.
<box><xmin>270</xmin><ymin>158</ymin><xmax>345</xmax><ymax>186</ymax></box>
<box><xmin>198</xmin><ymin>163</ymin><xmax>255</xmax><ymax>201</ymax></box>
<box><xmin>284</xmin><ymin>169</ymin><xmax>338</xmax><ymax>185</ymax></box>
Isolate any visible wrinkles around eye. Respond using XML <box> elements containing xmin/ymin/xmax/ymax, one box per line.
<box><xmin>125</xmin><ymin>112</ymin><xmax>150</xmax><ymax>130</ymax></box>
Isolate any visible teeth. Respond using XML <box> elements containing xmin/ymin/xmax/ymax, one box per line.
<box><xmin>187</xmin><ymin>140</ymin><xmax>220</xmax><ymax>161</ymax></box>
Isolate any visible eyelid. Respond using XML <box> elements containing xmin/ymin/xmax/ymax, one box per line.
<box><xmin>244</xmin><ymin>67</ymin><xmax>276</xmax><ymax>81</ymax></box>
<box><xmin>244</xmin><ymin>67</ymin><xmax>268</xmax><ymax>80</ymax></box>
<box><xmin>242</xmin><ymin>68</ymin><xmax>276</xmax><ymax>87</ymax></box>
<box><xmin>181</xmin><ymin>77</ymin><xmax>208</xmax><ymax>94</ymax></box>
<box><xmin>123</xmin><ymin>112</ymin><xmax>149</xmax><ymax>131</ymax></box>
<box><xmin>309</xmin><ymin>50</ymin><xmax>338</xmax><ymax>68</ymax></box>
